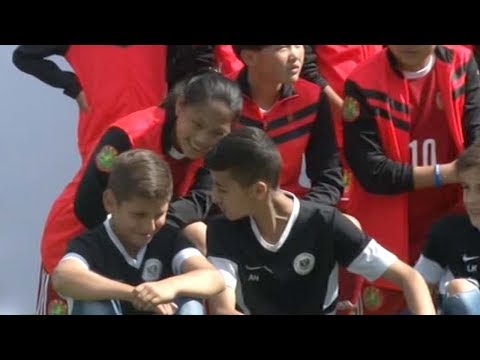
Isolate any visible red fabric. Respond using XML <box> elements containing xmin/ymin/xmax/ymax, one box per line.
<box><xmin>115</xmin><ymin>107</ymin><xmax>204</xmax><ymax>197</ymax></box>
<box><xmin>40</xmin><ymin>107</ymin><xmax>202</xmax><ymax>274</ymax></box>
<box><xmin>314</xmin><ymin>46</ymin><xmax>383</xmax><ymax>308</ymax></box>
<box><xmin>345</xmin><ymin>47</ymin><xmax>469</xmax><ymax>314</ymax></box>
<box><xmin>215</xmin><ymin>45</ymin><xmax>244</xmax><ymax>79</ymax></box>
<box><xmin>407</xmin><ymin>70</ymin><xmax>462</xmax><ymax>263</ymax></box>
<box><xmin>65</xmin><ymin>45</ymin><xmax>168</xmax><ymax>162</ymax></box>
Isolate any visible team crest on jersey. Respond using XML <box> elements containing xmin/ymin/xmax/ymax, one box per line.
<box><xmin>95</xmin><ymin>145</ymin><xmax>119</xmax><ymax>172</ymax></box>
<box><xmin>435</xmin><ymin>91</ymin><xmax>444</xmax><ymax>110</ymax></box>
<box><xmin>363</xmin><ymin>286</ymin><xmax>383</xmax><ymax>311</ymax></box>
<box><xmin>142</xmin><ymin>258</ymin><xmax>162</xmax><ymax>281</ymax></box>
<box><xmin>47</xmin><ymin>299</ymin><xmax>68</xmax><ymax>315</ymax></box>
<box><xmin>343</xmin><ymin>96</ymin><xmax>360</xmax><ymax>122</ymax></box>
<box><xmin>293</xmin><ymin>253</ymin><xmax>316</xmax><ymax>275</ymax></box>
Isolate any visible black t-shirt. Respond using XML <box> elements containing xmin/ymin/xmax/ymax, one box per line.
<box><xmin>415</xmin><ymin>214</ymin><xmax>480</xmax><ymax>295</ymax></box>
<box><xmin>207</xmin><ymin>193</ymin><xmax>397</xmax><ymax>315</ymax></box>
<box><xmin>64</xmin><ymin>217</ymin><xmax>201</xmax><ymax>314</ymax></box>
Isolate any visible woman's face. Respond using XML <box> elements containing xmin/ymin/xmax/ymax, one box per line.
<box><xmin>175</xmin><ymin>99</ymin><xmax>235</xmax><ymax>159</ymax></box>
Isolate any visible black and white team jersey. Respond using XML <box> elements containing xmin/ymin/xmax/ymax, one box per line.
<box><xmin>414</xmin><ymin>214</ymin><xmax>480</xmax><ymax>295</ymax></box>
<box><xmin>207</xmin><ymin>192</ymin><xmax>397</xmax><ymax>315</ymax></box>
<box><xmin>60</xmin><ymin>215</ymin><xmax>202</xmax><ymax>315</ymax></box>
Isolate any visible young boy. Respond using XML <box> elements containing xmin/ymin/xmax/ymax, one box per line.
<box><xmin>51</xmin><ymin>149</ymin><xmax>224</xmax><ymax>315</ymax></box>
<box><xmin>204</xmin><ymin>127</ymin><xmax>435</xmax><ymax>315</ymax></box>
<box><xmin>414</xmin><ymin>139</ymin><xmax>480</xmax><ymax>315</ymax></box>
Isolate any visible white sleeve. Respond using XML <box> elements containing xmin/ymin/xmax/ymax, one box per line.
<box><xmin>208</xmin><ymin>256</ymin><xmax>238</xmax><ymax>289</ymax></box>
<box><xmin>347</xmin><ymin>239</ymin><xmax>398</xmax><ymax>282</ymax></box>
<box><xmin>414</xmin><ymin>254</ymin><xmax>445</xmax><ymax>285</ymax></box>
<box><xmin>60</xmin><ymin>253</ymin><xmax>90</xmax><ymax>269</ymax></box>
<box><xmin>172</xmin><ymin>247</ymin><xmax>204</xmax><ymax>275</ymax></box>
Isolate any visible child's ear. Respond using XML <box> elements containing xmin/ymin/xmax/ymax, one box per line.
<box><xmin>175</xmin><ymin>96</ymin><xmax>185</xmax><ymax>118</ymax></box>
<box><xmin>241</xmin><ymin>49</ymin><xmax>257</xmax><ymax>67</ymax></box>
<box><xmin>250</xmin><ymin>181</ymin><xmax>268</xmax><ymax>200</ymax></box>
<box><xmin>103</xmin><ymin>189</ymin><xmax>116</xmax><ymax>214</ymax></box>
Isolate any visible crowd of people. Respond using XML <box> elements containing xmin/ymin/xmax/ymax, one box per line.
<box><xmin>13</xmin><ymin>44</ymin><xmax>480</xmax><ymax>315</ymax></box>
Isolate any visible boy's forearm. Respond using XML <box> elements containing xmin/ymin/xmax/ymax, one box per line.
<box><xmin>161</xmin><ymin>269</ymin><xmax>225</xmax><ymax>299</ymax></box>
<box><xmin>53</xmin><ymin>266</ymin><xmax>134</xmax><ymax>302</ymax></box>
<box><xmin>401</xmin><ymin>271</ymin><xmax>436</xmax><ymax>315</ymax></box>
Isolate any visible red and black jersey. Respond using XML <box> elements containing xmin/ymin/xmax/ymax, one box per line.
<box><xmin>193</xmin><ymin>45</ymin><xmax>329</xmax><ymax>88</ymax></box>
<box><xmin>235</xmin><ymin>70</ymin><xmax>343</xmax><ymax>206</ymax></box>
<box><xmin>343</xmin><ymin>46</ymin><xmax>480</xmax><ymax>280</ymax></box>
<box><xmin>74</xmin><ymin>106</ymin><xmax>206</xmax><ymax>229</ymax></box>
<box><xmin>12</xmin><ymin>45</ymin><xmax>200</xmax><ymax>161</ymax></box>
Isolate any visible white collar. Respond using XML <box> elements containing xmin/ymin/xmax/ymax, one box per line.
<box><xmin>104</xmin><ymin>215</ymin><xmax>147</xmax><ymax>269</ymax></box>
<box><xmin>403</xmin><ymin>54</ymin><xmax>436</xmax><ymax>80</ymax></box>
<box><xmin>249</xmin><ymin>191</ymin><xmax>300</xmax><ymax>253</ymax></box>
<box><xmin>168</xmin><ymin>146</ymin><xmax>185</xmax><ymax>160</ymax></box>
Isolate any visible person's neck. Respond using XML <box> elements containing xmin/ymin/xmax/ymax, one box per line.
<box><xmin>110</xmin><ymin>219</ymin><xmax>140</xmax><ymax>258</ymax></box>
<box><xmin>399</xmin><ymin>54</ymin><xmax>434</xmax><ymax>73</ymax></box>
<box><xmin>247</xmin><ymin>70</ymin><xmax>282</xmax><ymax>111</ymax></box>
<box><xmin>251</xmin><ymin>190</ymin><xmax>293</xmax><ymax>244</ymax></box>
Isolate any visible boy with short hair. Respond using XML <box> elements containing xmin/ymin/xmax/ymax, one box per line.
<box><xmin>415</xmin><ymin>138</ymin><xmax>480</xmax><ymax>315</ymax></box>
<box><xmin>205</xmin><ymin>127</ymin><xmax>435</xmax><ymax>315</ymax></box>
<box><xmin>52</xmin><ymin>149</ymin><xmax>224</xmax><ymax>315</ymax></box>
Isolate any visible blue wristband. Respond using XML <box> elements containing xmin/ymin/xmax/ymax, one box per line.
<box><xmin>434</xmin><ymin>164</ymin><xmax>443</xmax><ymax>188</ymax></box>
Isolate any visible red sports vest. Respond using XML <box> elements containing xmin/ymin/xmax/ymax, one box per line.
<box><xmin>113</xmin><ymin>106</ymin><xmax>203</xmax><ymax>197</ymax></box>
<box><xmin>65</xmin><ymin>45</ymin><xmax>168</xmax><ymax>157</ymax></box>
<box><xmin>346</xmin><ymin>46</ymin><xmax>469</xmax><ymax>290</ymax></box>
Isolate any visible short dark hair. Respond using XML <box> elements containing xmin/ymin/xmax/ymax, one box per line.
<box><xmin>205</xmin><ymin>126</ymin><xmax>281</xmax><ymax>188</ymax></box>
<box><xmin>107</xmin><ymin>149</ymin><xmax>173</xmax><ymax>204</ymax></box>
<box><xmin>232</xmin><ymin>45</ymin><xmax>268</xmax><ymax>60</ymax></box>
<box><xmin>162</xmin><ymin>71</ymin><xmax>243</xmax><ymax>118</ymax></box>
<box><xmin>456</xmin><ymin>138</ymin><xmax>480</xmax><ymax>175</ymax></box>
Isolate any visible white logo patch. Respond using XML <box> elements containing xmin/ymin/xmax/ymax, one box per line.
<box><xmin>293</xmin><ymin>253</ymin><xmax>315</xmax><ymax>275</ymax></box>
<box><xmin>142</xmin><ymin>258</ymin><xmax>162</xmax><ymax>281</ymax></box>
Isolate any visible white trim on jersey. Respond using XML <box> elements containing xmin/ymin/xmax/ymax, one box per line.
<box><xmin>414</xmin><ymin>254</ymin><xmax>445</xmax><ymax>286</ymax></box>
<box><xmin>104</xmin><ymin>215</ymin><xmax>147</xmax><ymax>269</ymax></box>
<box><xmin>347</xmin><ymin>239</ymin><xmax>398</xmax><ymax>282</ymax></box>
<box><xmin>324</xmin><ymin>264</ymin><xmax>339</xmax><ymax>311</ymax></box>
<box><xmin>172</xmin><ymin>247</ymin><xmax>203</xmax><ymax>275</ymax></box>
<box><xmin>208</xmin><ymin>256</ymin><xmax>238</xmax><ymax>289</ymax></box>
<box><xmin>61</xmin><ymin>253</ymin><xmax>90</xmax><ymax>269</ymax></box>
<box><xmin>402</xmin><ymin>54</ymin><xmax>435</xmax><ymax>79</ymax></box>
<box><xmin>249</xmin><ymin>191</ymin><xmax>300</xmax><ymax>252</ymax></box>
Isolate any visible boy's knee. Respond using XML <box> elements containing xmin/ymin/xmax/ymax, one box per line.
<box><xmin>446</xmin><ymin>278</ymin><xmax>478</xmax><ymax>296</ymax></box>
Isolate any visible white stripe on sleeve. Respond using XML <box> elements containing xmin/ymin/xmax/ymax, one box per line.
<box><xmin>208</xmin><ymin>256</ymin><xmax>238</xmax><ymax>289</ymax></box>
<box><xmin>347</xmin><ymin>239</ymin><xmax>398</xmax><ymax>282</ymax></box>
<box><xmin>414</xmin><ymin>254</ymin><xmax>445</xmax><ymax>285</ymax></box>
<box><xmin>61</xmin><ymin>253</ymin><xmax>90</xmax><ymax>269</ymax></box>
<box><xmin>172</xmin><ymin>247</ymin><xmax>203</xmax><ymax>275</ymax></box>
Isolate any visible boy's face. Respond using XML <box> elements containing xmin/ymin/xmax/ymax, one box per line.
<box><xmin>245</xmin><ymin>45</ymin><xmax>304</xmax><ymax>85</ymax></box>
<box><xmin>175</xmin><ymin>100</ymin><xmax>233</xmax><ymax>159</ymax></box>
<box><xmin>459</xmin><ymin>167</ymin><xmax>480</xmax><ymax>229</ymax></box>
<box><xmin>388</xmin><ymin>45</ymin><xmax>436</xmax><ymax>71</ymax></box>
<box><xmin>211</xmin><ymin>170</ymin><xmax>256</xmax><ymax>221</ymax></box>
<box><xmin>103</xmin><ymin>190</ymin><xmax>169</xmax><ymax>251</ymax></box>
